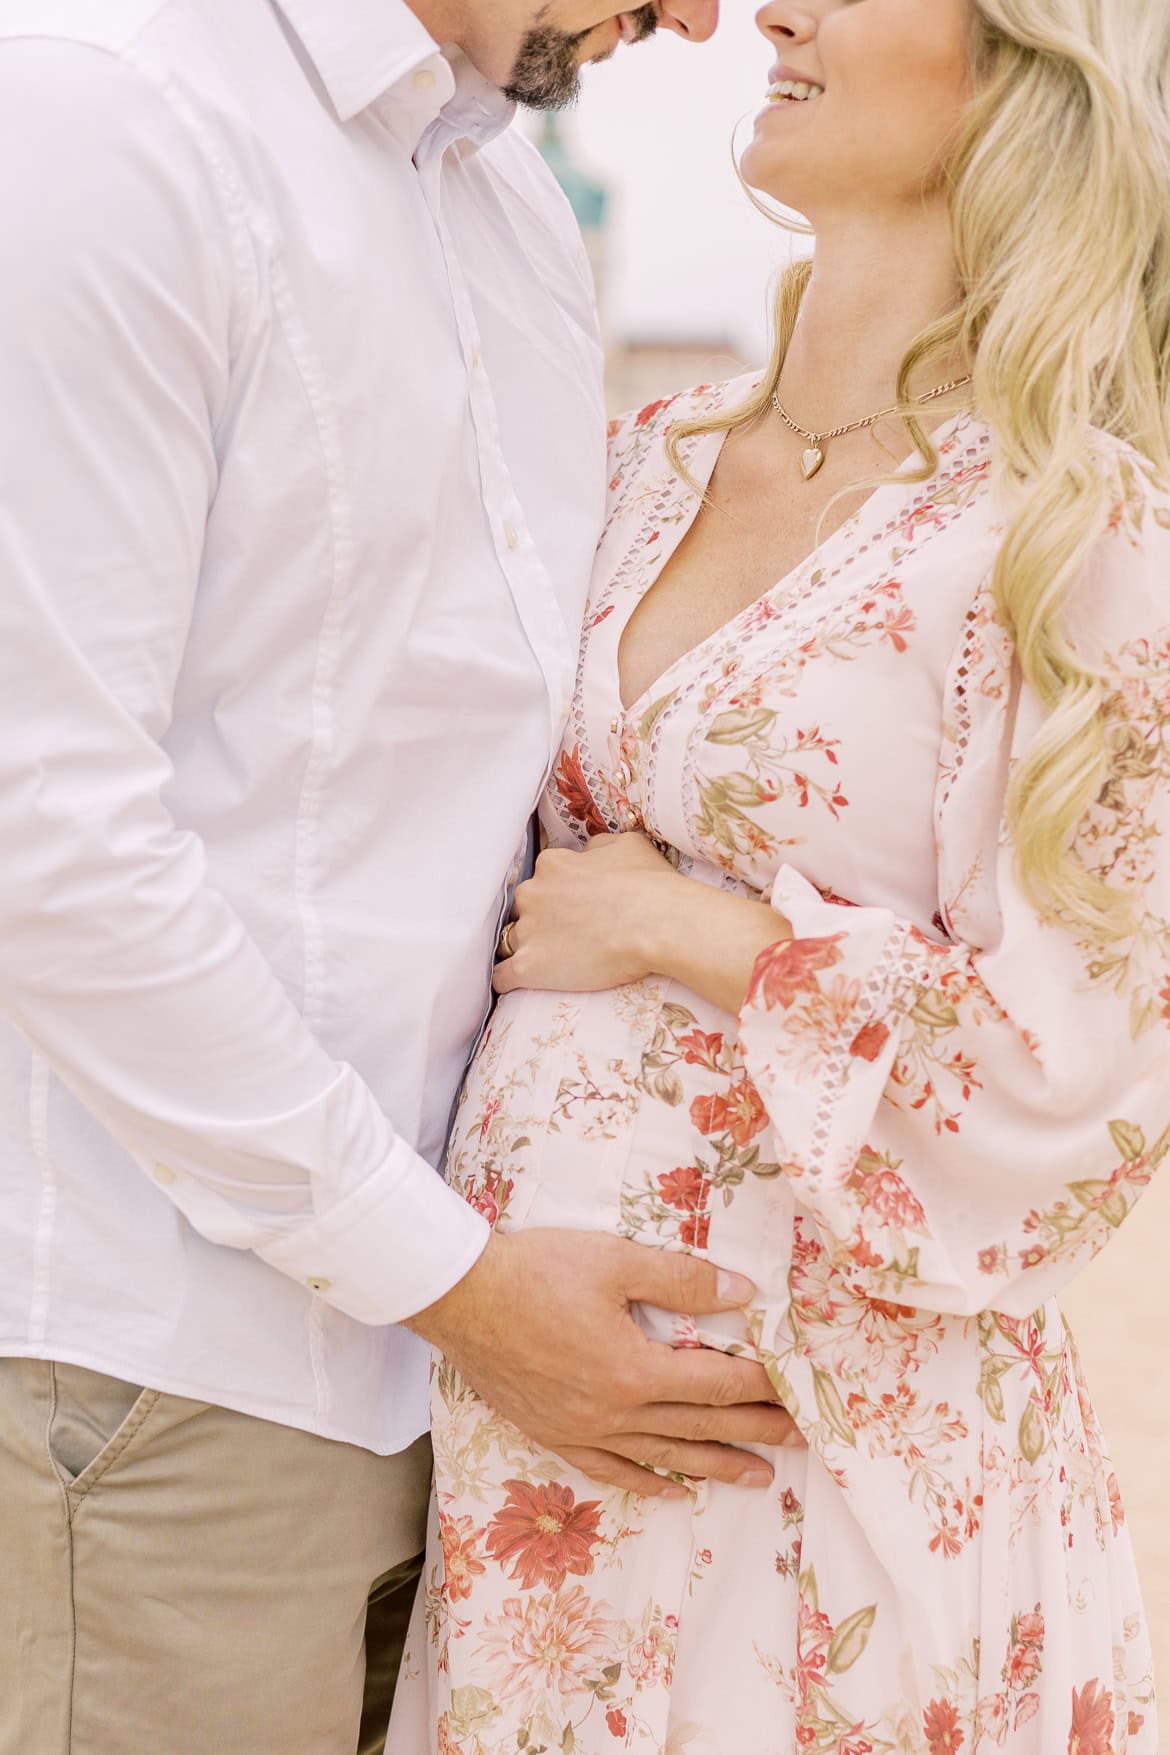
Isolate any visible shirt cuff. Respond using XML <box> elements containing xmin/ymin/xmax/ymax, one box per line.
<box><xmin>254</xmin><ymin>1136</ymin><xmax>491</xmax><ymax>1326</ymax></box>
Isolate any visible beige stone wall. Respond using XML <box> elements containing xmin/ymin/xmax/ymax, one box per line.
<box><xmin>1061</xmin><ymin>1171</ymin><xmax>1170</xmax><ymax>1735</ymax></box>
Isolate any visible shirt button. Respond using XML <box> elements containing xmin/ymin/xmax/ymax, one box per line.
<box><xmin>154</xmin><ymin>1164</ymin><xmax>177</xmax><ymax>1186</ymax></box>
<box><xmin>504</xmin><ymin>522</ymin><xmax>520</xmax><ymax>551</ymax></box>
<box><xmin>306</xmin><ymin>1277</ymin><xmax>331</xmax><ymax>1295</ymax></box>
<box><xmin>413</xmin><ymin>68</ymin><xmax>437</xmax><ymax>94</ymax></box>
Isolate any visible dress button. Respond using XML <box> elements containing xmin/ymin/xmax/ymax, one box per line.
<box><xmin>306</xmin><ymin>1277</ymin><xmax>331</xmax><ymax>1295</ymax></box>
<box><xmin>154</xmin><ymin>1163</ymin><xmax>176</xmax><ymax>1186</ymax></box>
<box><xmin>470</xmin><ymin>348</ymin><xmax>481</xmax><ymax>370</ymax></box>
<box><xmin>412</xmin><ymin>67</ymin><xmax>437</xmax><ymax>94</ymax></box>
<box><xmin>504</xmin><ymin>522</ymin><xmax>520</xmax><ymax>551</ymax></box>
<box><xmin>610</xmin><ymin>717</ymin><xmax>619</xmax><ymax>734</ymax></box>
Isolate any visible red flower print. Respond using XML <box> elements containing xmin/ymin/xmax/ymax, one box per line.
<box><xmin>438</xmin><ymin>1512</ymin><xmax>486</xmax><ymax>1604</ymax></box>
<box><xmin>658</xmin><ymin>1164</ymin><xmax>707</xmax><ymax>1213</ymax></box>
<box><xmin>484</xmin><ymin>1479</ymin><xmax>603</xmax><ymax>1591</ymax></box>
<box><xmin>848</xmin><ymin>1153</ymin><xmax>928</xmax><ymax>1230</ymax></box>
<box><xmin>1106</xmin><ymin>1471</ymin><xmax>1125</xmax><ymax>1533</ymax></box>
<box><xmin>606</xmin><ymin>1707</ymin><xmax>628</xmax><ymax>1740</ymax></box>
<box><xmin>880</xmin><ymin>603</ymin><xmax>917</xmax><ymax>653</ymax></box>
<box><xmin>1068</xmin><ymin>1678</ymin><xmax>1115</xmax><ymax>1755</ymax></box>
<box><xmin>1159</xmin><ymin>975</ymin><xmax>1170</xmax><ymax>1024</ymax></box>
<box><xmin>849</xmin><ymin>1020</ymin><xmax>891</xmax><ymax>1062</ymax></box>
<box><xmin>1006</xmin><ymin>1641</ymin><xmax>1042</xmax><ymax>1688</ymax></box>
<box><xmin>1016</xmin><ymin>1607</ymin><xmax>1045</xmax><ymax>1646</ymax></box>
<box><xmin>677</xmin><ymin>1028</ymin><xmax>725</xmax><ymax>1069</ymax></box>
<box><xmin>747</xmin><ymin>934</ymin><xmax>847</xmax><ymax>1011</ymax></box>
<box><xmin>923</xmin><ymin>1698</ymin><xmax>965</xmax><ymax>1754</ymax></box>
<box><xmin>554</xmin><ymin>745</ymin><xmax>610</xmax><ymax>837</ymax></box>
<box><xmin>680</xmin><ymin>1211</ymin><xmax>711</xmax><ymax>1250</ymax></box>
<box><xmin>689</xmin><ymin>1079</ymin><xmax>768</xmax><ymax>1146</ymax></box>
<box><xmin>634</xmin><ymin>396</ymin><xmax>671</xmax><ymax>428</ymax></box>
<box><xmin>656</xmin><ymin>1168</ymin><xmax>713</xmax><ymax>1248</ymax></box>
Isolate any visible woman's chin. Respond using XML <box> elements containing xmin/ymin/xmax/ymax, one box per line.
<box><xmin>738</xmin><ymin>141</ymin><xmax>806</xmax><ymax>216</ymax></box>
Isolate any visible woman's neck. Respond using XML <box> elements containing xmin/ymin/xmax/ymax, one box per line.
<box><xmin>777</xmin><ymin>205</ymin><xmax>967</xmax><ymax>429</ymax></box>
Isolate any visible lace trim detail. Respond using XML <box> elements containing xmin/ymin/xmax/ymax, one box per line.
<box><xmin>803</xmin><ymin>922</ymin><xmax>914</xmax><ymax>1186</ymax></box>
<box><xmin>552</xmin><ymin>386</ymin><xmax>731</xmax><ymax>843</ymax></box>
<box><xmin>937</xmin><ymin>601</ymin><xmax>982</xmax><ymax>818</ymax></box>
<box><xmin>661</xmin><ymin>433</ymin><xmax>993</xmax><ymax>864</ymax></box>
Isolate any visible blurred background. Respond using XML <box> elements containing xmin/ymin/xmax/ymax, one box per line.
<box><xmin>524</xmin><ymin>2</ymin><xmax>1169</xmax><ymax>1719</ymax></box>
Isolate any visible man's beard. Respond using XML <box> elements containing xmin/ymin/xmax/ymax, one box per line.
<box><xmin>503</xmin><ymin>6</ymin><xmax>658</xmax><ymax>110</ymax></box>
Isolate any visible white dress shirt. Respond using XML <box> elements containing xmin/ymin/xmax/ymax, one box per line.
<box><xmin>0</xmin><ymin>0</ymin><xmax>606</xmax><ymax>1452</ymax></box>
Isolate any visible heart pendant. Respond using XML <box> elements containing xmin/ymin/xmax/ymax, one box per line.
<box><xmin>800</xmin><ymin>446</ymin><xmax>825</xmax><ymax>481</ymax></box>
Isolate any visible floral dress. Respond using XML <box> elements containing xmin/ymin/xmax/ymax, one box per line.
<box><xmin>388</xmin><ymin>376</ymin><xmax>1169</xmax><ymax>1755</ymax></box>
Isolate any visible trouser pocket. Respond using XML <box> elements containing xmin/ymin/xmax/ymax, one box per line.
<box><xmin>48</xmin><ymin>1361</ymin><xmax>156</xmax><ymax>1498</ymax></box>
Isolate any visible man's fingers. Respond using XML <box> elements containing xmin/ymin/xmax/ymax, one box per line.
<box><xmin>614</xmin><ymin>1434</ymin><xmax>774</xmax><ymax>1488</ymax></box>
<box><xmin>613</xmin><ymin>1238</ymin><xmax>756</xmax><ymax>1314</ymax></box>
<box><xmin>553</xmin><ymin>1444</ymin><xmax>690</xmax><ymax>1501</ymax></box>
<box><xmin>642</xmin><ymin>1345</ymin><xmax>783</xmax><ymax>1409</ymax></box>
<box><xmin>628</xmin><ymin>1399</ymin><xmax>802</xmax><ymax>1448</ymax></box>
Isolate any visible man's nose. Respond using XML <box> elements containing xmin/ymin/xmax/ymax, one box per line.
<box><xmin>657</xmin><ymin>0</ymin><xmax>720</xmax><ymax>43</ymax></box>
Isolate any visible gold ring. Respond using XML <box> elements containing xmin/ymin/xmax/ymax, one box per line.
<box><xmin>498</xmin><ymin>921</ymin><xmax>517</xmax><ymax>959</ymax></box>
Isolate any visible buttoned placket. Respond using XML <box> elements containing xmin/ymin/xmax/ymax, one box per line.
<box><xmin>411</xmin><ymin>137</ymin><xmax>576</xmax><ymax>764</ymax></box>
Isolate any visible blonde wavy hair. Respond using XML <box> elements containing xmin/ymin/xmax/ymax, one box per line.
<box><xmin>669</xmin><ymin>0</ymin><xmax>1170</xmax><ymax>938</ymax></box>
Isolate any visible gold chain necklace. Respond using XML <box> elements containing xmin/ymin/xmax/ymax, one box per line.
<box><xmin>771</xmin><ymin>374</ymin><xmax>974</xmax><ymax>481</ymax></box>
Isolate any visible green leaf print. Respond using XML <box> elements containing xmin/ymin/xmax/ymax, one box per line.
<box><xmin>704</xmin><ymin>706</ymin><xmax>776</xmax><ymax>745</ymax></box>
<box><xmin>977</xmin><ymin>1359</ymin><xmax>1008</xmax><ymax>1424</ymax></box>
<box><xmin>1108</xmin><ymin>1118</ymin><xmax>1146</xmax><ymax>1162</ymax></box>
<box><xmin>449</xmin><ymin>1684</ymin><xmax>498</xmax><ymax>1737</ymax></box>
<box><xmin>1018</xmin><ymin>1398</ymin><xmax>1047</xmax><ymax>1464</ymax></box>
<box><xmin>813</xmin><ymin>1368</ymin><xmax>858</xmax><ymax>1447</ymax></box>
<box><xmin>827</xmin><ymin>1604</ymin><xmax>877</xmax><ymax>1675</ymax></box>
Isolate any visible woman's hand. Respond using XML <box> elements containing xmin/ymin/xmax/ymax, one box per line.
<box><xmin>493</xmin><ymin>833</ymin><xmax>678</xmax><ymax>996</ymax></box>
<box><xmin>494</xmin><ymin>831</ymin><xmax>795</xmax><ymax>1014</ymax></box>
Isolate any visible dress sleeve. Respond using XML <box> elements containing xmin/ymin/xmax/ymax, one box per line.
<box><xmin>737</xmin><ymin>450</ymin><xmax>1170</xmax><ymax>1319</ymax></box>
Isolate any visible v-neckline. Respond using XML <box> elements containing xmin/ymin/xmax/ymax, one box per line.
<box><xmin>613</xmin><ymin>407</ymin><xmax>978</xmax><ymax>720</ymax></box>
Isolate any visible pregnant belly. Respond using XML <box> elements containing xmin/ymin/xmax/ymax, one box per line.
<box><xmin>446</xmin><ymin>976</ymin><xmax>796</xmax><ymax>1304</ymax></box>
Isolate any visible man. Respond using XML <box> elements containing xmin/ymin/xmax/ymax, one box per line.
<box><xmin>0</xmin><ymin>2</ymin><xmax>797</xmax><ymax>1749</ymax></box>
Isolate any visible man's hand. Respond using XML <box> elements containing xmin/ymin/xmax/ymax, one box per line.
<box><xmin>406</xmin><ymin>1228</ymin><xmax>805</xmax><ymax>1497</ymax></box>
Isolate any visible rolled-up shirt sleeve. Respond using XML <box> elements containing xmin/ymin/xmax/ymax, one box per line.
<box><xmin>0</xmin><ymin>42</ymin><xmax>489</xmax><ymax>1325</ymax></box>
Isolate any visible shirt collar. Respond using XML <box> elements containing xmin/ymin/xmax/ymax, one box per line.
<box><xmin>272</xmin><ymin>0</ymin><xmax>514</xmax><ymax>149</ymax></box>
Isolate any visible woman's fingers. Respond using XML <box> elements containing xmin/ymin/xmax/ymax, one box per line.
<box><xmin>627</xmin><ymin>1399</ymin><xmax>804</xmax><ymax>1449</ymax></box>
<box><xmin>611</xmin><ymin>1433</ymin><xmax>774</xmax><ymax>1488</ymax></box>
<box><xmin>552</xmin><ymin>1444</ymin><xmax>690</xmax><ymax>1500</ymax></box>
<box><xmin>639</xmin><ymin>1340</ymin><xmax>784</xmax><ymax>1410</ymax></box>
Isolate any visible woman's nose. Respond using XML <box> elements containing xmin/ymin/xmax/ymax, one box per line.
<box><xmin>658</xmin><ymin>0</ymin><xmax>720</xmax><ymax>43</ymax></box>
<box><xmin>754</xmin><ymin>2</ymin><xmax>817</xmax><ymax>45</ymax></box>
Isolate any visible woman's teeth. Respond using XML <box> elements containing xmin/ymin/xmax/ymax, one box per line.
<box><xmin>766</xmin><ymin>79</ymin><xmax>825</xmax><ymax>105</ymax></box>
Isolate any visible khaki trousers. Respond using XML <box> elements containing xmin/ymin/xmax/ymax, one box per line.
<box><xmin>0</xmin><ymin>1359</ymin><xmax>430</xmax><ymax>1755</ymax></box>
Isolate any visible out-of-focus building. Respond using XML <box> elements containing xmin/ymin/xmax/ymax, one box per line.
<box><xmin>536</xmin><ymin>116</ymin><xmax>742</xmax><ymax>417</ymax></box>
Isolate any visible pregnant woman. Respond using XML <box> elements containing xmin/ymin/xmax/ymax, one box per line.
<box><xmin>391</xmin><ymin>0</ymin><xmax>1170</xmax><ymax>1748</ymax></box>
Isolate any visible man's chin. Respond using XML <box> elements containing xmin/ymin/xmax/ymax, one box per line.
<box><xmin>503</xmin><ymin>8</ymin><xmax>658</xmax><ymax>112</ymax></box>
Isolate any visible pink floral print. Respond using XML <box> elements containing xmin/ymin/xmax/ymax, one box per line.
<box><xmin>389</xmin><ymin>378</ymin><xmax>1164</xmax><ymax>1754</ymax></box>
